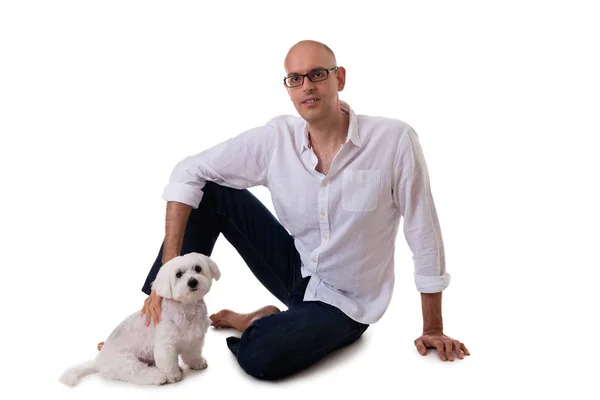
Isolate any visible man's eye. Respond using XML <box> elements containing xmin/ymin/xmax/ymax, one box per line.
<box><xmin>195</xmin><ymin>265</ymin><xmax>202</xmax><ymax>273</ymax></box>
<box><xmin>176</xmin><ymin>271</ymin><xmax>183</xmax><ymax>278</ymax></box>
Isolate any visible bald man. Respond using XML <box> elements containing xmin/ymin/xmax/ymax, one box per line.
<box><xmin>98</xmin><ymin>40</ymin><xmax>469</xmax><ymax>380</ymax></box>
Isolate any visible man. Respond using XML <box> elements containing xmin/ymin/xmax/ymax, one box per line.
<box><xmin>98</xmin><ymin>40</ymin><xmax>469</xmax><ymax>380</ymax></box>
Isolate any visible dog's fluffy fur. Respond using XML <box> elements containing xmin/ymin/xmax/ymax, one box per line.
<box><xmin>59</xmin><ymin>252</ymin><xmax>221</xmax><ymax>386</ymax></box>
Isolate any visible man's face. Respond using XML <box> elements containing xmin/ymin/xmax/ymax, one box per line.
<box><xmin>284</xmin><ymin>44</ymin><xmax>345</xmax><ymax>123</ymax></box>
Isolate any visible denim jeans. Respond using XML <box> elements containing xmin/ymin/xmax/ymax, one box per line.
<box><xmin>141</xmin><ymin>181</ymin><xmax>369</xmax><ymax>380</ymax></box>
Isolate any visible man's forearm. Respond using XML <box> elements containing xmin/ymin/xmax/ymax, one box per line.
<box><xmin>162</xmin><ymin>201</ymin><xmax>192</xmax><ymax>264</ymax></box>
<box><xmin>421</xmin><ymin>291</ymin><xmax>444</xmax><ymax>334</ymax></box>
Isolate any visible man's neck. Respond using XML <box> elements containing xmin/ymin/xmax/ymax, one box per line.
<box><xmin>307</xmin><ymin>109</ymin><xmax>349</xmax><ymax>152</ymax></box>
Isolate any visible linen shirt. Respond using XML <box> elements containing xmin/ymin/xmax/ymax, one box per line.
<box><xmin>161</xmin><ymin>100</ymin><xmax>451</xmax><ymax>324</ymax></box>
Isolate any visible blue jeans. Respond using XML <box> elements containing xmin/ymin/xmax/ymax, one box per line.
<box><xmin>141</xmin><ymin>182</ymin><xmax>369</xmax><ymax>380</ymax></box>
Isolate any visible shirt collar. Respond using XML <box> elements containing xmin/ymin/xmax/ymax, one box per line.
<box><xmin>300</xmin><ymin>99</ymin><xmax>361</xmax><ymax>153</ymax></box>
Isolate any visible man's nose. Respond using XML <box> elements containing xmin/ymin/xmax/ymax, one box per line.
<box><xmin>302</xmin><ymin>77</ymin><xmax>316</xmax><ymax>91</ymax></box>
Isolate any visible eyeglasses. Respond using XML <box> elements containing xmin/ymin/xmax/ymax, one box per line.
<box><xmin>284</xmin><ymin>67</ymin><xmax>338</xmax><ymax>88</ymax></box>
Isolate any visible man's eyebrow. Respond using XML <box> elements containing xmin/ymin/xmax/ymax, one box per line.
<box><xmin>286</xmin><ymin>67</ymin><xmax>327</xmax><ymax>77</ymax></box>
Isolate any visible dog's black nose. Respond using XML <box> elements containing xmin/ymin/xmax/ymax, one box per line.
<box><xmin>188</xmin><ymin>278</ymin><xmax>198</xmax><ymax>288</ymax></box>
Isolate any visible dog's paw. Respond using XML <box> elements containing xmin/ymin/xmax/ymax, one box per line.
<box><xmin>189</xmin><ymin>357</ymin><xmax>208</xmax><ymax>370</ymax></box>
<box><xmin>142</xmin><ymin>371</ymin><xmax>168</xmax><ymax>386</ymax></box>
<box><xmin>165</xmin><ymin>369</ymin><xmax>183</xmax><ymax>384</ymax></box>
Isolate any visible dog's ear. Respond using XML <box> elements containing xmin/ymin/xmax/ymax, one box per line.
<box><xmin>191</xmin><ymin>252</ymin><xmax>221</xmax><ymax>281</ymax></box>
<box><xmin>151</xmin><ymin>265</ymin><xmax>173</xmax><ymax>299</ymax></box>
<box><xmin>206</xmin><ymin>258</ymin><xmax>221</xmax><ymax>281</ymax></box>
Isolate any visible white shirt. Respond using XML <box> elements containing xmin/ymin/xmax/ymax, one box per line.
<box><xmin>162</xmin><ymin>100</ymin><xmax>450</xmax><ymax>325</ymax></box>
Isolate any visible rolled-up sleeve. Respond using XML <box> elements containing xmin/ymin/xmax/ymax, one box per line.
<box><xmin>162</xmin><ymin>123</ymin><xmax>277</xmax><ymax>209</ymax></box>
<box><xmin>393</xmin><ymin>126</ymin><xmax>451</xmax><ymax>293</ymax></box>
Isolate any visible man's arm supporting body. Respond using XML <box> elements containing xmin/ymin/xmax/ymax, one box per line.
<box><xmin>417</xmin><ymin>291</ymin><xmax>469</xmax><ymax>361</ymax></box>
<box><xmin>393</xmin><ymin>125</ymin><xmax>470</xmax><ymax>362</ymax></box>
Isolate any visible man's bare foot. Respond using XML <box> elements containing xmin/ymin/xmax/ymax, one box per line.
<box><xmin>209</xmin><ymin>305</ymin><xmax>280</xmax><ymax>333</ymax></box>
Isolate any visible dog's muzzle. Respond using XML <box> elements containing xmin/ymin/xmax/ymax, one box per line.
<box><xmin>188</xmin><ymin>278</ymin><xmax>199</xmax><ymax>291</ymax></box>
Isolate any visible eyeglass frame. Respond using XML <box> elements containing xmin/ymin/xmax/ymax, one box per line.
<box><xmin>283</xmin><ymin>66</ymin><xmax>339</xmax><ymax>88</ymax></box>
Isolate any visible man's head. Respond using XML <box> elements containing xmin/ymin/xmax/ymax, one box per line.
<box><xmin>283</xmin><ymin>40</ymin><xmax>346</xmax><ymax>123</ymax></box>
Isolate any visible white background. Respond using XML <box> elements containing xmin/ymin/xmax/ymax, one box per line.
<box><xmin>1</xmin><ymin>0</ymin><xmax>599</xmax><ymax>399</ymax></box>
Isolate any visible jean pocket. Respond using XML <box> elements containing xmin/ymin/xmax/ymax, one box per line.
<box><xmin>341</xmin><ymin>169</ymin><xmax>380</xmax><ymax>212</ymax></box>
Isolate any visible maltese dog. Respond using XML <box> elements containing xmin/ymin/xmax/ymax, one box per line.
<box><xmin>59</xmin><ymin>252</ymin><xmax>221</xmax><ymax>386</ymax></box>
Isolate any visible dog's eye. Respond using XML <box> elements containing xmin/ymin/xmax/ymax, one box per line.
<box><xmin>176</xmin><ymin>271</ymin><xmax>183</xmax><ymax>278</ymax></box>
<box><xmin>195</xmin><ymin>265</ymin><xmax>202</xmax><ymax>273</ymax></box>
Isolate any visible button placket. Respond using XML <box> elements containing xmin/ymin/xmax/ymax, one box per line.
<box><xmin>313</xmin><ymin>178</ymin><xmax>331</xmax><ymax>272</ymax></box>
<box><xmin>320</xmin><ymin>202</ymin><xmax>329</xmax><ymax>244</ymax></box>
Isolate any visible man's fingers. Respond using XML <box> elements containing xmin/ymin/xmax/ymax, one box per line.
<box><xmin>461</xmin><ymin>342</ymin><xmax>470</xmax><ymax>356</ymax></box>
<box><xmin>150</xmin><ymin>308</ymin><xmax>157</xmax><ymax>326</ymax></box>
<box><xmin>417</xmin><ymin>335</ymin><xmax>469</xmax><ymax>361</ymax></box>
<box><xmin>152</xmin><ymin>305</ymin><xmax>160</xmax><ymax>325</ymax></box>
<box><xmin>414</xmin><ymin>338</ymin><xmax>427</xmax><ymax>355</ymax></box>
<box><xmin>444</xmin><ymin>340</ymin><xmax>454</xmax><ymax>361</ymax></box>
<box><xmin>145</xmin><ymin>303</ymin><xmax>154</xmax><ymax>326</ymax></box>
<box><xmin>434</xmin><ymin>341</ymin><xmax>446</xmax><ymax>361</ymax></box>
<box><xmin>453</xmin><ymin>340</ymin><xmax>464</xmax><ymax>359</ymax></box>
<box><xmin>142</xmin><ymin>296</ymin><xmax>151</xmax><ymax>316</ymax></box>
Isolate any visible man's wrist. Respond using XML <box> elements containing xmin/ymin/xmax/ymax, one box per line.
<box><xmin>421</xmin><ymin>292</ymin><xmax>443</xmax><ymax>334</ymax></box>
<box><xmin>162</xmin><ymin>252</ymin><xmax>179</xmax><ymax>265</ymax></box>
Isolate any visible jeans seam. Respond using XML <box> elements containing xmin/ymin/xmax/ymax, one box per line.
<box><xmin>217</xmin><ymin>210</ymin><xmax>293</xmax><ymax>305</ymax></box>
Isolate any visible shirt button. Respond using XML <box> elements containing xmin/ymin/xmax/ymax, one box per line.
<box><xmin>311</xmin><ymin>258</ymin><xmax>316</xmax><ymax>262</ymax></box>
<box><xmin>321</xmin><ymin>182</ymin><xmax>327</xmax><ymax>188</ymax></box>
<box><xmin>320</xmin><ymin>210</ymin><xmax>326</xmax><ymax>216</ymax></box>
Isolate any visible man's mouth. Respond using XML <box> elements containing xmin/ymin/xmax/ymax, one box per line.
<box><xmin>302</xmin><ymin>99</ymin><xmax>319</xmax><ymax>105</ymax></box>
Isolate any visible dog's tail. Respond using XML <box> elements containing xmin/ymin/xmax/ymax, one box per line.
<box><xmin>59</xmin><ymin>359</ymin><xmax>98</xmax><ymax>387</ymax></box>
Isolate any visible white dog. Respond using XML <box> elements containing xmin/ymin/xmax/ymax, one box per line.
<box><xmin>59</xmin><ymin>252</ymin><xmax>221</xmax><ymax>386</ymax></box>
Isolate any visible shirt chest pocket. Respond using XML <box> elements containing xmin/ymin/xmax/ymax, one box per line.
<box><xmin>341</xmin><ymin>169</ymin><xmax>381</xmax><ymax>212</ymax></box>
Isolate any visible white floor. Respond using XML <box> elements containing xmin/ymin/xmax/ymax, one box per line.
<box><xmin>26</xmin><ymin>236</ymin><xmax>598</xmax><ymax>399</ymax></box>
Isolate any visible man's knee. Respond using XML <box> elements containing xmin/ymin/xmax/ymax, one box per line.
<box><xmin>237</xmin><ymin>352</ymin><xmax>281</xmax><ymax>381</ymax></box>
<box><xmin>235</xmin><ymin>324</ymin><xmax>289</xmax><ymax>381</ymax></box>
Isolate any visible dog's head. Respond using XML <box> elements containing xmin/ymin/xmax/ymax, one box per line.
<box><xmin>151</xmin><ymin>252</ymin><xmax>221</xmax><ymax>302</ymax></box>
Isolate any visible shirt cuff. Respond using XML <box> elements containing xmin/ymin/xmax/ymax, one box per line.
<box><xmin>161</xmin><ymin>182</ymin><xmax>206</xmax><ymax>209</ymax></box>
<box><xmin>415</xmin><ymin>272</ymin><xmax>451</xmax><ymax>293</ymax></box>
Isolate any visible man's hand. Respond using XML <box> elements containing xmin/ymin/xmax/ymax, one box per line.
<box><xmin>414</xmin><ymin>330</ymin><xmax>470</xmax><ymax>362</ymax></box>
<box><xmin>141</xmin><ymin>289</ymin><xmax>163</xmax><ymax>326</ymax></box>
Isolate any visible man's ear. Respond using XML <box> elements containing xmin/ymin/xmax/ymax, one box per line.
<box><xmin>151</xmin><ymin>267</ymin><xmax>173</xmax><ymax>298</ymax></box>
<box><xmin>336</xmin><ymin>66</ymin><xmax>346</xmax><ymax>91</ymax></box>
